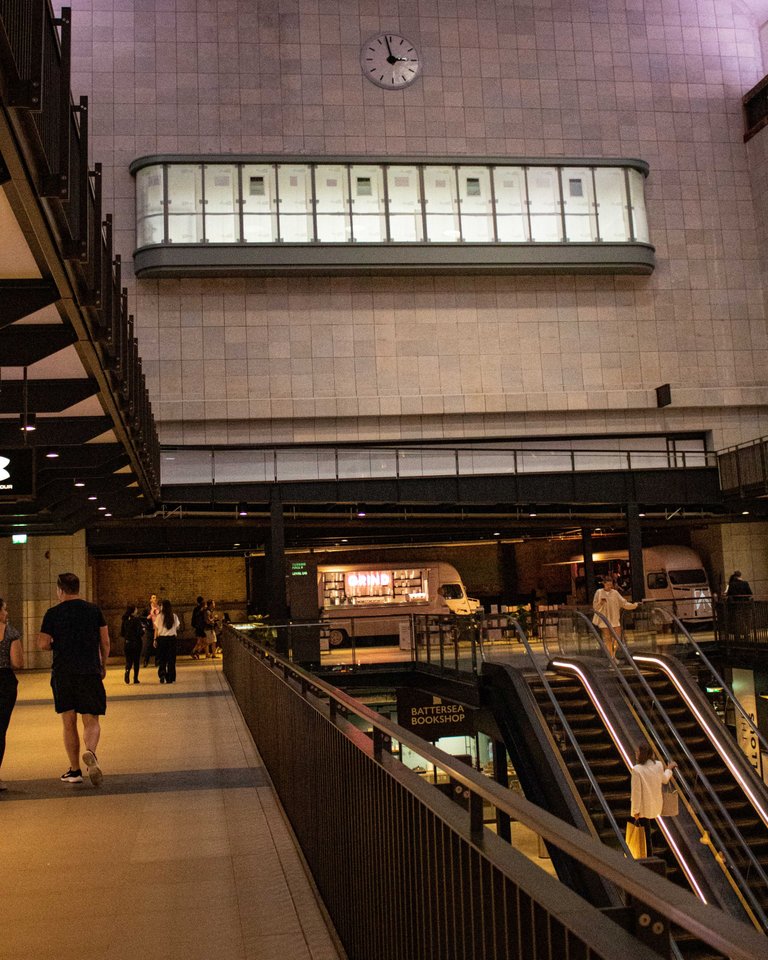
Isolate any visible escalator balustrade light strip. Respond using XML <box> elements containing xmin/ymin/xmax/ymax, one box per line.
<box><xmin>550</xmin><ymin>658</ymin><xmax>709</xmax><ymax>904</ymax></box>
<box><xmin>633</xmin><ymin>654</ymin><xmax>768</xmax><ymax>830</ymax></box>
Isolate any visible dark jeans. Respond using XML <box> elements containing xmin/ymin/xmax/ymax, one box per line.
<box><xmin>156</xmin><ymin>637</ymin><xmax>177</xmax><ymax>683</ymax></box>
<box><xmin>124</xmin><ymin>642</ymin><xmax>141</xmax><ymax>681</ymax></box>
<box><xmin>0</xmin><ymin>669</ymin><xmax>18</xmax><ymax>767</ymax></box>
<box><xmin>636</xmin><ymin>817</ymin><xmax>655</xmax><ymax>856</ymax></box>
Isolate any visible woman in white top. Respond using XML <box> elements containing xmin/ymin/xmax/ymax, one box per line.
<box><xmin>630</xmin><ymin>742</ymin><xmax>677</xmax><ymax>855</ymax></box>
<box><xmin>153</xmin><ymin>599</ymin><xmax>180</xmax><ymax>684</ymax></box>
<box><xmin>592</xmin><ymin>577</ymin><xmax>638</xmax><ymax>658</ymax></box>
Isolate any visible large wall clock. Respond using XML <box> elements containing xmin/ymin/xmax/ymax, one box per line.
<box><xmin>361</xmin><ymin>33</ymin><xmax>421</xmax><ymax>89</ymax></box>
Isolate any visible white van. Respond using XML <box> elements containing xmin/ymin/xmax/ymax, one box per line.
<box><xmin>570</xmin><ymin>545</ymin><xmax>712</xmax><ymax>624</ymax></box>
<box><xmin>319</xmin><ymin>561</ymin><xmax>480</xmax><ymax>645</ymax></box>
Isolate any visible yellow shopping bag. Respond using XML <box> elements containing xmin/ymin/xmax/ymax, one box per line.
<box><xmin>625</xmin><ymin>820</ymin><xmax>647</xmax><ymax>859</ymax></box>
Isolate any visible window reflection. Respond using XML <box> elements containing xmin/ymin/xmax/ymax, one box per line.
<box><xmin>134</xmin><ymin>159</ymin><xmax>650</xmax><ymax>250</ymax></box>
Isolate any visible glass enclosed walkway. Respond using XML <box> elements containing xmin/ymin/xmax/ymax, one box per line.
<box><xmin>0</xmin><ymin>661</ymin><xmax>343</xmax><ymax>960</ymax></box>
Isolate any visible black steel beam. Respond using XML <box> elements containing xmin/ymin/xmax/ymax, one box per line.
<box><xmin>0</xmin><ymin>378</ymin><xmax>97</xmax><ymax>413</ymax></box>
<box><xmin>0</xmin><ymin>325</ymin><xmax>76</xmax><ymax>364</ymax></box>
<box><xmin>0</xmin><ymin>416</ymin><xmax>110</xmax><ymax>446</ymax></box>
<box><xmin>0</xmin><ymin>280</ymin><xmax>60</xmax><ymax>326</ymax></box>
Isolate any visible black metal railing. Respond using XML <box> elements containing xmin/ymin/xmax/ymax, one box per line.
<box><xmin>713</xmin><ymin>598</ymin><xmax>768</xmax><ymax>650</ymax></box>
<box><xmin>0</xmin><ymin>0</ymin><xmax>161</xmax><ymax>498</ymax></box>
<box><xmin>718</xmin><ymin>435</ymin><xmax>768</xmax><ymax>497</ymax></box>
<box><xmin>222</xmin><ymin>625</ymin><xmax>767</xmax><ymax>960</ymax></box>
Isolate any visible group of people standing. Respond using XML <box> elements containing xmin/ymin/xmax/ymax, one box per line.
<box><xmin>121</xmin><ymin>592</ymin><xmax>221</xmax><ymax>684</ymax></box>
<box><xmin>120</xmin><ymin>593</ymin><xmax>181</xmax><ymax>685</ymax></box>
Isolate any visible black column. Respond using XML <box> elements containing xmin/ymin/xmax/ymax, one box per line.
<box><xmin>627</xmin><ymin>503</ymin><xmax>645</xmax><ymax>600</ymax></box>
<box><xmin>266</xmin><ymin>493</ymin><xmax>289</xmax><ymax>651</ymax></box>
<box><xmin>582</xmin><ymin>528</ymin><xmax>596</xmax><ymax>604</ymax></box>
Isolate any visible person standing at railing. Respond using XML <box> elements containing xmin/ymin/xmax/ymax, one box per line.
<box><xmin>726</xmin><ymin>570</ymin><xmax>753</xmax><ymax>643</ymax></box>
<box><xmin>592</xmin><ymin>577</ymin><xmax>638</xmax><ymax>658</ymax></box>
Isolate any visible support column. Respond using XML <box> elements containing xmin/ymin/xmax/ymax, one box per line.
<box><xmin>266</xmin><ymin>493</ymin><xmax>289</xmax><ymax>653</ymax></box>
<box><xmin>581</xmin><ymin>528</ymin><xmax>596</xmax><ymax>604</ymax></box>
<box><xmin>627</xmin><ymin>503</ymin><xmax>645</xmax><ymax>600</ymax></box>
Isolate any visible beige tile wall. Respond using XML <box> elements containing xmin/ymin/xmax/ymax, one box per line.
<box><xmin>62</xmin><ymin>0</ymin><xmax>768</xmax><ymax>450</ymax></box>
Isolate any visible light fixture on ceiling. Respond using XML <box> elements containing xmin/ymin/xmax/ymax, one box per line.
<box><xmin>237</xmin><ymin>502</ymin><xmax>248</xmax><ymax>517</ymax></box>
<box><xmin>87</xmin><ymin>495</ymin><xmax>97</xmax><ymax>501</ymax></box>
<box><xmin>19</xmin><ymin>412</ymin><xmax>36</xmax><ymax>432</ymax></box>
<box><xmin>74</xmin><ymin>481</ymin><xmax>85</xmax><ymax>488</ymax></box>
<box><xmin>46</xmin><ymin>451</ymin><xmax>59</xmax><ymax>459</ymax></box>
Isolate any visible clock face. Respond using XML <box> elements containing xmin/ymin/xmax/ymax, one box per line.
<box><xmin>361</xmin><ymin>33</ymin><xmax>421</xmax><ymax>89</ymax></box>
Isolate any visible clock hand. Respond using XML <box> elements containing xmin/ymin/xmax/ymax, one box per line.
<box><xmin>384</xmin><ymin>35</ymin><xmax>399</xmax><ymax>65</ymax></box>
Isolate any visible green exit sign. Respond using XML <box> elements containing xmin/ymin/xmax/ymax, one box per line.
<box><xmin>291</xmin><ymin>561</ymin><xmax>308</xmax><ymax>577</ymax></box>
<box><xmin>12</xmin><ymin>534</ymin><xmax>27</xmax><ymax>544</ymax></box>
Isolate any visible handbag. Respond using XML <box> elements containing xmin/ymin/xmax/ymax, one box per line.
<box><xmin>625</xmin><ymin>820</ymin><xmax>647</xmax><ymax>859</ymax></box>
<box><xmin>661</xmin><ymin>783</ymin><xmax>679</xmax><ymax>817</ymax></box>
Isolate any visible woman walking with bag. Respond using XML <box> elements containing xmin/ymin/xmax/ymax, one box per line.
<box><xmin>154</xmin><ymin>599</ymin><xmax>180</xmax><ymax>684</ymax></box>
<box><xmin>629</xmin><ymin>742</ymin><xmax>677</xmax><ymax>856</ymax></box>
<box><xmin>0</xmin><ymin>598</ymin><xmax>24</xmax><ymax>790</ymax></box>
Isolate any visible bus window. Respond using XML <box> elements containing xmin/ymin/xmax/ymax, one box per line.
<box><xmin>668</xmin><ymin>569</ymin><xmax>708</xmax><ymax>585</ymax></box>
<box><xmin>647</xmin><ymin>572</ymin><xmax>668</xmax><ymax>590</ymax></box>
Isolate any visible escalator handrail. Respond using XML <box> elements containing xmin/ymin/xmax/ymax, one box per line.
<box><xmin>481</xmin><ymin>617</ymin><xmax>632</xmax><ymax>857</ymax></box>
<box><xmin>637</xmin><ymin>601</ymin><xmax>768</xmax><ymax>798</ymax></box>
<box><xmin>569</xmin><ymin>607</ymin><xmax>768</xmax><ymax>931</ymax></box>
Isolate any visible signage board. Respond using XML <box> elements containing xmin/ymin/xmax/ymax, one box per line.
<box><xmin>396</xmin><ymin>688</ymin><xmax>473</xmax><ymax>740</ymax></box>
<box><xmin>0</xmin><ymin>449</ymin><xmax>34</xmax><ymax>497</ymax></box>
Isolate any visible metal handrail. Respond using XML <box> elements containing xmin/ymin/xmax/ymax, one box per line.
<box><xmin>636</xmin><ymin>602</ymin><xmax>768</xmax><ymax>802</ymax></box>
<box><xmin>480</xmin><ymin>616</ymin><xmax>631</xmax><ymax>854</ymax></box>
<box><xmin>227</xmin><ymin>626</ymin><xmax>768</xmax><ymax>960</ymax></box>
<box><xmin>578</xmin><ymin>608</ymin><xmax>768</xmax><ymax>930</ymax></box>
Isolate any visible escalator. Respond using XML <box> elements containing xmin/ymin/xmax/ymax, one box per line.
<box><xmin>625</xmin><ymin>654</ymin><xmax>768</xmax><ymax>921</ymax></box>
<box><xmin>482</xmin><ymin>656</ymin><xmax>754</xmax><ymax>960</ymax></box>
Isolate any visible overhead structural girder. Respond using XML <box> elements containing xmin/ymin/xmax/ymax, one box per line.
<box><xmin>0</xmin><ymin>280</ymin><xmax>60</xmax><ymax>326</ymax></box>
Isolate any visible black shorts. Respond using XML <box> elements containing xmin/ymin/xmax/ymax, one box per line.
<box><xmin>51</xmin><ymin>673</ymin><xmax>107</xmax><ymax>716</ymax></box>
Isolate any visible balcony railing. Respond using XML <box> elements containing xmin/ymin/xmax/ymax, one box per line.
<box><xmin>0</xmin><ymin>0</ymin><xmax>160</xmax><ymax>499</ymax></box>
<box><xmin>718</xmin><ymin>436</ymin><xmax>768</xmax><ymax>497</ymax></box>
<box><xmin>161</xmin><ymin>437</ymin><xmax>713</xmax><ymax>486</ymax></box>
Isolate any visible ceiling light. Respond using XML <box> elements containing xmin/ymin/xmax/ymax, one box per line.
<box><xmin>105</xmin><ymin>512</ymin><xmax>112</xmax><ymax>517</ymax></box>
<box><xmin>74</xmin><ymin>481</ymin><xmax>85</xmax><ymax>488</ymax></box>
<box><xmin>742</xmin><ymin>510</ymin><xmax>750</xmax><ymax>516</ymax></box>
<box><xmin>46</xmin><ymin>451</ymin><xmax>60</xmax><ymax>459</ymax></box>
<box><xmin>98</xmin><ymin>506</ymin><xmax>107</xmax><ymax>511</ymax></box>
<box><xmin>19</xmin><ymin>412</ymin><xmax>36</xmax><ymax>432</ymax></box>
<box><xmin>237</xmin><ymin>502</ymin><xmax>248</xmax><ymax>517</ymax></box>
<box><xmin>529</xmin><ymin>512</ymin><xmax>537</xmax><ymax>517</ymax></box>
<box><xmin>87</xmin><ymin>495</ymin><xmax>97</xmax><ymax>501</ymax></box>
<box><xmin>357</xmin><ymin>511</ymin><xmax>366</xmax><ymax>517</ymax></box>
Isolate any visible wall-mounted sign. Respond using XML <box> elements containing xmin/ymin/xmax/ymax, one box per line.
<box><xmin>733</xmin><ymin>667</ymin><xmax>762</xmax><ymax>778</ymax></box>
<box><xmin>287</xmin><ymin>555</ymin><xmax>319</xmax><ymax>620</ymax></box>
<box><xmin>397</xmin><ymin>688</ymin><xmax>473</xmax><ymax>740</ymax></box>
<box><xmin>11</xmin><ymin>534</ymin><xmax>28</xmax><ymax>544</ymax></box>
<box><xmin>0</xmin><ymin>449</ymin><xmax>34</xmax><ymax>497</ymax></box>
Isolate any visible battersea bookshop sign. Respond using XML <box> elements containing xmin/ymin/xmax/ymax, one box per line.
<box><xmin>396</xmin><ymin>688</ymin><xmax>473</xmax><ymax>740</ymax></box>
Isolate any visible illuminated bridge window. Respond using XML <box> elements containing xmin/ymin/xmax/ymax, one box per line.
<box><xmin>130</xmin><ymin>156</ymin><xmax>653</xmax><ymax>277</ymax></box>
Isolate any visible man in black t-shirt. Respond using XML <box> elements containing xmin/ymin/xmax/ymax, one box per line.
<box><xmin>37</xmin><ymin>572</ymin><xmax>110</xmax><ymax>786</ymax></box>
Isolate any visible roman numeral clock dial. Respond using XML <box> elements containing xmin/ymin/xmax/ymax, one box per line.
<box><xmin>361</xmin><ymin>33</ymin><xmax>421</xmax><ymax>89</ymax></box>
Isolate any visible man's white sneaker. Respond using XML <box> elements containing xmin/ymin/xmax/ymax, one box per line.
<box><xmin>82</xmin><ymin>751</ymin><xmax>103</xmax><ymax>787</ymax></box>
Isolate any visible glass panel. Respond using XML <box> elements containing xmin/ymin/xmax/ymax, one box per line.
<box><xmin>387</xmin><ymin>165</ymin><xmax>423</xmax><ymax>241</ymax></box>
<box><xmin>277</xmin><ymin>165</ymin><xmax>313</xmax><ymax>242</ymax></box>
<box><xmin>213</xmin><ymin>449</ymin><xmax>270</xmax><ymax>482</ymax></box>
<box><xmin>137</xmin><ymin>215</ymin><xmax>164</xmax><ymax>246</ymax></box>
<box><xmin>458</xmin><ymin>166</ymin><xmax>494</xmax><ymax>241</ymax></box>
<box><xmin>350</xmin><ymin>164</ymin><xmax>386</xmax><ymax>242</ymax></box>
<box><xmin>275</xmin><ymin>449</ymin><xmax>335</xmax><ymax>480</ymax></box>
<box><xmin>458</xmin><ymin>450</ymin><xmax>518</xmax><ymax>475</ymax></box>
<box><xmin>166</xmin><ymin>164</ymin><xmax>203</xmax><ymax>243</ymax></box>
<box><xmin>398</xmin><ymin>449</ymin><xmax>456</xmax><ymax>476</ymax></box>
<box><xmin>160</xmin><ymin>450</ymin><xmax>214</xmax><ymax>484</ymax></box>
<box><xmin>628</xmin><ymin>168</ymin><xmax>649</xmax><ymax>242</ymax></box>
<box><xmin>315</xmin><ymin>164</ymin><xmax>351</xmax><ymax>242</ymax></box>
<box><xmin>572</xmin><ymin>450</ymin><xmax>628</xmax><ymax>471</ymax></box>
<box><xmin>493</xmin><ymin>168</ymin><xmax>528</xmax><ymax>241</ymax></box>
<box><xmin>527</xmin><ymin>168</ymin><xmax>562</xmax><ymax>241</ymax></box>
<box><xmin>423</xmin><ymin>166</ymin><xmax>460</xmax><ymax>242</ymax></box>
<box><xmin>562</xmin><ymin>167</ymin><xmax>597</xmax><ymax>242</ymax></box>
<box><xmin>594</xmin><ymin>168</ymin><xmax>630</xmax><ymax>241</ymax></box>
<box><xmin>203</xmin><ymin>164</ymin><xmax>238</xmax><ymax>243</ymax></box>
<box><xmin>242</xmin><ymin>164</ymin><xmax>278</xmax><ymax>242</ymax></box>
<box><xmin>136</xmin><ymin>165</ymin><xmax>164</xmax><ymax>218</ymax></box>
<box><xmin>516</xmin><ymin>451</ymin><xmax>572</xmax><ymax>473</ymax></box>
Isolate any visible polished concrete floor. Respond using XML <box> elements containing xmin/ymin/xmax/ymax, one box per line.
<box><xmin>0</xmin><ymin>659</ymin><xmax>345</xmax><ymax>960</ymax></box>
